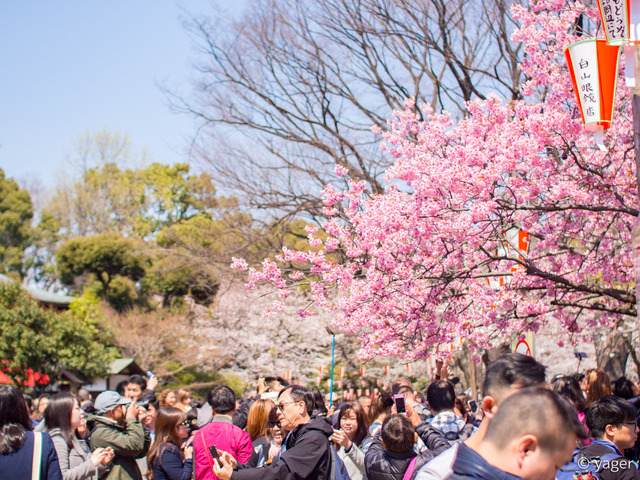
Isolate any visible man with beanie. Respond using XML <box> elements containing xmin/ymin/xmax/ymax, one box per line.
<box><xmin>90</xmin><ymin>390</ymin><xmax>151</xmax><ymax>480</ymax></box>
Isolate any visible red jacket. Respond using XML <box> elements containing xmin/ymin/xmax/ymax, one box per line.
<box><xmin>194</xmin><ymin>417</ymin><xmax>253</xmax><ymax>480</ymax></box>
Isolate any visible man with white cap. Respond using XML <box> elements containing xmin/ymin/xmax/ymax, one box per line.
<box><xmin>90</xmin><ymin>390</ymin><xmax>151</xmax><ymax>480</ymax></box>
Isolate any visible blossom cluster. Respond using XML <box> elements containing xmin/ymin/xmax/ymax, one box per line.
<box><xmin>232</xmin><ymin>1</ymin><xmax>637</xmax><ymax>359</ymax></box>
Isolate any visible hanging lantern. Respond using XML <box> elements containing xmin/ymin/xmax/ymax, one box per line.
<box><xmin>597</xmin><ymin>0</ymin><xmax>638</xmax><ymax>45</ymax></box>
<box><xmin>565</xmin><ymin>39</ymin><xmax>621</xmax><ymax>148</ymax></box>
<box><xmin>597</xmin><ymin>0</ymin><xmax>640</xmax><ymax>86</ymax></box>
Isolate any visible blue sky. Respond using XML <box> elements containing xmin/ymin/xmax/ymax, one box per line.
<box><xmin>0</xmin><ymin>1</ymin><xmax>244</xmax><ymax>188</ymax></box>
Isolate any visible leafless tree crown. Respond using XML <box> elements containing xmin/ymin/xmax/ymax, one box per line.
<box><xmin>177</xmin><ymin>0</ymin><xmax>522</xmax><ymax>219</ymax></box>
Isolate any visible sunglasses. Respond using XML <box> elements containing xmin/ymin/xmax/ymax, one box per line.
<box><xmin>180</xmin><ymin>420</ymin><xmax>192</xmax><ymax>427</ymax></box>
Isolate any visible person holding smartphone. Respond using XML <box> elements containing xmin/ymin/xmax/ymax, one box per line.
<box><xmin>147</xmin><ymin>407</ymin><xmax>193</xmax><ymax>480</ymax></box>
<box><xmin>330</xmin><ymin>402</ymin><xmax>369</xmax><ymax>480</ymax></box>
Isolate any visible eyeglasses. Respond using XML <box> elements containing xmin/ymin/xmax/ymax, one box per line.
<box><xmin>180</xmin><ymin>420</ymin><xmax>192</xmax><ymax>427</ymax></box>
<box><xmin>276</xmin><ymin>401</ymin><xmax>298</xmax><ymax>411</ymax></box>
<box><xmin>622</xmin><ymin>422</ymin><xmax>638</xmax><ymax>429</ymax></box>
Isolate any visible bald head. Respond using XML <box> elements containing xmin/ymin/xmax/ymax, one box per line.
<box><xmin>484</xmin><ymin>387</ymin><xmax>586</xmax><ymax>452</ymax></box>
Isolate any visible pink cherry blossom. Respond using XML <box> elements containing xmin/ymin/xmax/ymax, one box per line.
<box><xmin>237</xmin><ymin>1</ymin><xmax>637</xmax><ymax>360</ymax></box>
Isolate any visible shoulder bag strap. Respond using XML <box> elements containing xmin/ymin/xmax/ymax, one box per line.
<box><xmin>32</xmin><ymin>432</ymin><xmax>43</xmax><ymax>480</ymax></box>
<box><xmin>402</xmin><ymin>456</ymin><xmax>418</xmax><ymax>480</ymax></box>
<box><xmin>200</xmin><ymin>429</ymin><xmax>216</xmax><ymax>474</ymax></box>
<box><xmin>329</xmin><ymin>446</ymin><xmax>336</xmax><ymax>480</ymax></box>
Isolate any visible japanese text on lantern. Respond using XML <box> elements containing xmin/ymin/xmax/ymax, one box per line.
<box><xmin>579</xmin><ymin>58</ymin><xmax>597</xmax><ymax>120</ymax></box>
<box><xmin>568</xmin><ymin>41</ymin><xmax>602</xmax><ymax>125</ymax></box>
<box><xmin>600</xmin><ymin>0</ymin><xmax>628</xmax><ymax>43</ymax></box>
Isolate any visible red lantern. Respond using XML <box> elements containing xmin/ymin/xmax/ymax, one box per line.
<box><xmin>565</xmin><ymin>39</ymin><xmax>621</xmax><ymax>148</ymax></box>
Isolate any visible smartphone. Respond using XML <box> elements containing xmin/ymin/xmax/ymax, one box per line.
<box><xmin>467</xmin><ymin>399</ymin><xmax>477</xmax><ymax>412</ymax></box>
<box><xmin>393</xmin><ymin>394</ymin><xmax>406</xmax><ymax>415</ymax></box>
<box><xmin>146</xmin><ymin>370</ymin><xmax>154</xmax><ymax>379</ymax></box>
<box><xmin>208</xmin><ymin>445</ymin><xmax>223</xmax><ymax>468</ymax></box>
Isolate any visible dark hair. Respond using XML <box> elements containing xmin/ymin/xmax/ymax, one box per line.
<box><xmin>23</xmin><ymin>394</ymin><xmax>33</xmax><ymax>413</ymax></box>
<box><xmin>482</xmin><ymin>353</ymin><xmax>546</xmax><ymax>402</ymax></box>
<box><xmin>484</xmin><ymin>388</ymin><xmax>586</xmax><ymax>451</ymax></box>
<box><xmin>550</xmin><ymin>375</ymin><xmax>586</xmax><ymax>413</ymax></box>
<box><xmin>185</xmin><ymin>407</ymin><xmax>199</xmax><ymax>434</ymax></box>
<box><xmin>309</xmin><ymin>387</ymin><xmax>328</xmax><ymax>416</ymax></box>
<box><xmin>128</xmin><ymin>374</ymin><xmax>148</xmax><ymax>391</ymax></box>
<box><xmin>585</xmin><ymin>395</ymin><xmax>637</xmax><ymax>438</ymax></box>
<box><xmin>265</xmin><ymin>376</ymin><xmax>289</xmax><ymax>389</ymax></box>
<box><xmin>278</xmin><ymin>385</ymin><xmax>314</xmax><ymax>416</ymax></box>
<box><xmin>369</xmin><ymin>392</ymin><xmax>394</xmax><ymax>425</ymax></box>
<box><xmin>267</xmin><ymin>406</ymin><xmax>279</xmax><ymax>427</ymax></box>
<box><xmin>613</xmin><ymin>377</ymin><xmax>635</xmax><ymax>400</ymax></box>
<box><xmin>137</xmin><ymin>391</ymin><xmax>159</xmax><ymax>411</ymax></box>
<box><xmin>147</xmin><ymin>407</ymin><xmax>185</xmax><ymax>476</ymax></box>
<box><xmin>454</xmin><ymin>396</ymin><xmax>469</xmax><ymax>418</ymax></box>
<box><xmin>426</xmin><ymin>380</ymin><xmax>456</xmax><ymax>414</ymax></box>
<box><xmin>207</xmin><ymin>385</ymin><xmax>237</xmax><ymax>415</ymax></box>
<box><xmin>0</xmin><ymin>385</ymin><xmax>33</xmax><ymax>454</ymax></box>
<box><xmin>115</xmin><ymin>379</ymin><xmax>128</xmax><ymax>396</ymax></box>
<box><xmin>44</xmin><ymin>392</ymin><xmax>77</xmax><ymax>447</ymax></box>
<box><xmin>381</xmin><ymin>414</ymin><xmax>414</xmax><ymax>452</ymax></box>
<box><xmin>338</xmin><ymin>402</ymin><xmax>369</xmax><ymax>446</ymax></box>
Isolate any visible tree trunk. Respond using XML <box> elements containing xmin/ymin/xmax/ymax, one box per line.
<box><xmin>593</xmin><ymin>330</ymin><xmax>630</xmax><ymax>380</ymax></box>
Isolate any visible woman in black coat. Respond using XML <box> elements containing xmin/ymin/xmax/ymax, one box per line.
<box><xmin>147</xmin><ymin>407</ymin><xmax>193</xmax><ymax>480</ymax></box>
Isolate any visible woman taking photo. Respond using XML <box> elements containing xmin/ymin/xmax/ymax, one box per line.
<box><xmin>330</xmin><ymin>402</ymin><xmax>369</xmax><ymax>480</ymax></box>
<box><xmin>147</xmin><ymin>407</ymin><xmax>193</xmax><ymax>480</ymax></box>
<box><xmin>44</xmin><ymin>392</ymin><xmax>114</xmax><ymax>479</ymax></box>
<box><xmin>0</xmin><ymin>385</ymin><xmax>62</xmax><ymax>478</ymax></box>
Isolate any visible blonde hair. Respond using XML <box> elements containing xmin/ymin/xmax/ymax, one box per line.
<box><xmin>176</xmin><ymin>388</ymin><xmax>191</xmax><ymax>411</ymax></box>
<box><xmin>584</xmin><ymin>368</ymin><xmax>612</xmax><ymax>406</ymax></box>
<box><xmin>245</xmin><ymin>398</ymin><xmax>275</xmax><ymax>442</ymax></box>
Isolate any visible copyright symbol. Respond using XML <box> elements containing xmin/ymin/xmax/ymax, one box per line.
<box><xmin>577</xmin><ymin>456</ymin><xmax>590</xmax><ymax>468</ymax></box>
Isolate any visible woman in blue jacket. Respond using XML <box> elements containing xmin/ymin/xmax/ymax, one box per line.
<box><xmin>0</xmin><ymin>385</ymin><xmax>63</xmax><ymax>479</ymax></box>
<box><xmin>147</xmin><ymin>407</ymin><xmax>193</xmax><ymax>480</ymax></box>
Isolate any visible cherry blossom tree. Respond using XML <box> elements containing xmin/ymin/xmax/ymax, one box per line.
<box><xmin>233</xmin><ymin>0</ymin><xmax>639</xmax><ymax>361</ymax></box>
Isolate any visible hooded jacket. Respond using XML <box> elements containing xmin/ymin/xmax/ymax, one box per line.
<box><xmin>89</xmin><ymin>415</ymin><xmax>150</xmax><ymax>480</ymax></box>
<box><xmin>365</xmin><ymin>422</ymin><xmax>450</xmax><ymax>480</ymax></box>
<box><xmin>232</xmin><ymin>416</ymin><xmax>334</xmax><ymax>480</ymax></box>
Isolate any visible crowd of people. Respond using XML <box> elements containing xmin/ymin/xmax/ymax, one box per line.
<box><xmin>1</xmin><ymin>354</ymin><xmax>640</xmax><ymax>480</ymax></box>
